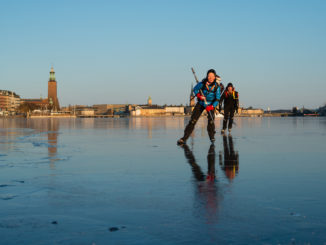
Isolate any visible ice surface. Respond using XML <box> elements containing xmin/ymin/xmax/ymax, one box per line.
<box><xmin>0</xmin><ymin>117</ymin><xmax>326</xmax><ymax>244</ymax></box>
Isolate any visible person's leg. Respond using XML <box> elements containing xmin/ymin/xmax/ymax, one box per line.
<box><xmin>181</xmin><ymin>103</ymin><xmax>204</xmax><ymax>142</ymax></box>
<box><xmin>222</xmin><ymin>108</ymin><xmax>230</xmax><ymax>131</ymax></box>
<box><xmin>228</xmin><ymin>109</ymin><xmax>235</xmax><ymax>130</ymax></box>
<box><xmin>207</xmin><ymin>110</ymin><xmax>216</xmax><ymax>141</ymax></box>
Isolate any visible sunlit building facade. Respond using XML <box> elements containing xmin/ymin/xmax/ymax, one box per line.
<box><xmin>0</xmin><ymin>90</ymin><xmax>21</xmax><ymax>113</ymax></box>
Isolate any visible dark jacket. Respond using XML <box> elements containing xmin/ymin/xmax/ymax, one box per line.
<box><xmin>219</xmin><ymin>90</ymin><xmax>239</xmax><ymax>111</ymax></box>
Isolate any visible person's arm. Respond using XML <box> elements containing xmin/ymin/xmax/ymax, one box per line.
<box><xmin>212</xmin><ymin>86</ymin><xmax>221</xmax><ymax>108</ymax></box>
<box><xmin>193</xmin><ymin>82</ymin><xmax>205</xmax><ymax>100</ymax></box>
<box><xmin>235</xmin><ymin>91</ymin><xmax>239</xmax><ymax>112</ymax></box>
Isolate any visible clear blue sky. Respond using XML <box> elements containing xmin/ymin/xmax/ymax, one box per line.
<box><xmin>1</xmin><ymin>0</ymin><xmax>325</xmax><ymax>109</ymax></box>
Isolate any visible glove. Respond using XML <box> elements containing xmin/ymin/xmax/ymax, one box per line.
<box><xmin>196</xmin><ymin>93</ymin><xmax>205</xmax><ymax>101</ymax></box>
<box><xmin>206</xmin><ymin>174</ymin><xmax>215</xmax><ymax>181</ymax></box>
<box><xmin>206</xmin><ymin>105</ymin><xmax>214</xmax><ymax>112</ymax></box>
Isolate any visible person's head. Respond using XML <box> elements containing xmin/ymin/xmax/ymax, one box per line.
<box><xmin>206</xmin><ymin>69</ymin><xmax>217</xmax><ymax>84</ymax></box>
<box><xmin>204</xmin><ymin>69</ymin><xmax>221</xmax><ymax>85</ymax></box>
<box><xmin>226</xmin><ymin>83</ymin><xmax>234</xmax><ymax>92</ymax></box>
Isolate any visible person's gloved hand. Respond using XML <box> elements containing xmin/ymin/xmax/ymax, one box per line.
<box><xmin>206</xmin><ymin>105</ymin><xmax>214</xmax><ymax>112</ymax></box>
<box><xmin>196</xmin><ymin>93</ymin><xmax>205</xmax><ymax>101</ymax></box>
<box><xmin>206</xmin><ymin>174</ymin><xmax>215</xmax><ymax>181</ymax></box>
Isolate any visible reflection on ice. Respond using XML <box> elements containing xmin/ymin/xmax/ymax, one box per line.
<box><xmin>219</xmin><ymin>135</ymin><xmax>239</xmax><ymax>181</ymax></box>
<box><xmin>180</xmin><ymin>137</ymin><xmax>240</xmax><ymax>225</ymax></box>
<box><xmin>0</xmin><ymin>118</ymin><xmax>62</xmax><ymax>168</ymax></box>
<box><xmin>181</xmin><ymin>144</ymin><xmax>217</xmax><ymax>182</ymax></box>
<box><xmin>181</xmin><ymin>144</ymin><xmax>221</xmax><ymax>224</ymax></box>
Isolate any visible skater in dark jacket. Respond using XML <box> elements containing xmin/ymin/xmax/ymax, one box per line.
<box><xmin>218</xmin><ymin>83</ymin><xmax>239</xmax><ymax>134</ymax></box>
<box><xmin>177</xmin><ymin>69</ymin><xmax>222</xmax><ymax>144</ymax></box>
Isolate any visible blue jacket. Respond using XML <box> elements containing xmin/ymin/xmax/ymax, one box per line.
<box><xmin>193</xmin><ymin>81</ymin><xmax>221</xmax><ymax>108</ymax></box>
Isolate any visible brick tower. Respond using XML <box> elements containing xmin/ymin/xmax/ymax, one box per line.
<box><xmin>48</xmin><ymin>67</ymin><xmax>60</xmax><ymax>111</ymax></box>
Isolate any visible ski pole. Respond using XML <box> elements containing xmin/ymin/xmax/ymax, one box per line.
<box><xmin>191</xmin><ymin>67</ymin><xmax>199</xmax><ymax>83</ymax></box>
<box><xmin>189</xmin><ymin>67</ymin><xmax>198</xmax><ymax>101</ymax></box>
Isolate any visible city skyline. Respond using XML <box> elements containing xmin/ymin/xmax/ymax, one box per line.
<box><xmin>1</xmin><ymin>0</ymin><xmax>326</xmax><ymax>109</ymax></box>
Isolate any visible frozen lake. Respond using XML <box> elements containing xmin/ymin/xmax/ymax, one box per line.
<box><xmin>1</xmin><ymin>117</ymin><xmax>326</xmax><ymax>244</ymax></box>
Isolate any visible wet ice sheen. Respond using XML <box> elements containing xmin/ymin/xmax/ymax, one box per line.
<box><xmin>0</xmin><ymin>117</ymin><xmax>326</xmax><ymax>244</ymax></box>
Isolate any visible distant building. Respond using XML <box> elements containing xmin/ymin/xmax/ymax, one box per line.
<box><xmin>0</xmin><ymin>90</ymin><xmax>21</xmax><ymax>113</ymax></box>
<box><xmin>20</xmin><ymin>98</ymin><xmax>49</xmax><ymax>110</ymax></box>
<box><xmin>147</xmin><ymin>96</ymin><xmax>152</xmax><ymax>106</ymax></box>
<box><xmin>48</xmin><ymin>67</ymin><xmax>60</xmax><ymax>111</ymax></box>
<box><xmin>318</xmin><ymin>105</ymin><xmax>326</xmax><ymax>116</ymax></box>
<box><xmin>80</xmin><ymin>108</ymin><xmax>95</xmax><ymax>116</ymax></box>
<box><xmin>93</xmin><ymin>104</ymin><xmax>130</xmax><ymax>115</ymax></box>
<box><xmin>21</xmin><ymin>67</ymin><xmax>60</xmax><ymax>111</ymax></box>
<box><xmin>130</xmin><ymin>104</ymin><xmax>184</xmax><ymax>116</ymax></box>
<box><xmin>239</xmin><ymin>108</ymin><xmax>264</xmax><ymax>116</ymax></box>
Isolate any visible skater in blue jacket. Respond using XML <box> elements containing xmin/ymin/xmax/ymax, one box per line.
<box><xmin>177</xmin><ymin>69</ymin><xmax>221</xmax><ymax>144</ymax></box>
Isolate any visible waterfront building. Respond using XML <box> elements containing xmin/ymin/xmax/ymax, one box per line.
<box><xmin>20</xmin><ymin>98</ymin><xmax>49</xmax><ymax>110</ymax></box>
<box><xmin>48</xmin><ymin>67</ymin><xmax>60</xmax><ymax>111</ymax></box>
<box><xmin>79</xmin><ymin>108</ymin><xmax>95</xmax><ymax>117</ymax></box>
<box><xmin>130</xmin><ymin>104</ymin><xmax>185</xmax><ymax>116</ymax></box>
<box><xmin>93</xmin><ymin>104</ymin><xmax>131</xmax><ymax>115</ymax></box>
<box><xmin>20</xmin><ymin>67</ymin><xmax>60</xmax><ymax>112</ymax></box>
<box><xmin>239</xmin><ymin>108</ymin><xmax>264</xmax><ymax>116</ymax></box>
<box><xmin>0</xmin><ymin>90</ymin><xmax>21</xmax><ymax>113</ymax></box>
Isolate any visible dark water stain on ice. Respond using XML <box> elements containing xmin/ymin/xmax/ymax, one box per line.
<box><xmin>13</xmin><ymin>180</ymin><xmax>25</xmax><ymax>184</ymax></box>
<box><xmin>109</xmin><ymin>227</ymin><xmax>119</xmax><ymax>232</ymax></box>
<box><xmin>0</xmin><ymin>194</ymin><xmax>17</xmax><ymax>200</ymax></box>
<box><xmin>109</xmin><ymin>226</ymin><xmax>125</xmax><ymax>232</ymax></box>
<box><xmin>0</xmin><ymin>184</ymin><xmax>14</xmax><ymax>188</ymax></box>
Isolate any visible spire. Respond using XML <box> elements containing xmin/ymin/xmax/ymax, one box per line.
<box><xmin>49</xmin><ymin>66</ymin><xmax>56</xmax><ymax>81</ymax></box>
<box><xmin>190</xmin><ymin>82</ymin><xmax>194</xmax><ymax>96</ymax></box>
<box><xmin>147</xmin><ymin>96</ymin><xmax>152</xmax><ymax>106</ymax></box>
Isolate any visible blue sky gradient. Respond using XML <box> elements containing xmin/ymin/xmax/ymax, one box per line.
<box><xmin>1</xmin><ymin>0</ymin><xmax>325</xmax><ymax>109</ymax></box>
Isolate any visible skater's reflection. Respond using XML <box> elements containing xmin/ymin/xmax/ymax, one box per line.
<box><xmin>219</xmin><ymin>135</ymin><xmax>239</xmax><ymax>181</ymax></box>
<box><xmin>181</xmin><ymin>144</ymin><xmax>216</xmax><ymax>182</ymax></box>
<box><xmin>181</xmin><ymin>144</ymin><xmax>219</xmax><ymax>224</ymax></box>
<box><xmin>206</xmin><ymin>144</ymin><xmax>216</xmax><ymax>181</ymax></box>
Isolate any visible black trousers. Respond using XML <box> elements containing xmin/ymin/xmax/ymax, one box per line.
<box><xmin>182</xmin><ymin>103</ymin><xmax>215</xmax><ymax>141</ymax></box>
<box><xmin>223</xmin><ymin>106</ymin><xmax>235</xmax><ymax>130</ymax></box>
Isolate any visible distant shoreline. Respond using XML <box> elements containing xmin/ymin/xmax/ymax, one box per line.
<box><xmin>0</xmin><ymin>113</ymin><xmax>322</xmax><ymax>119</ymax></box>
